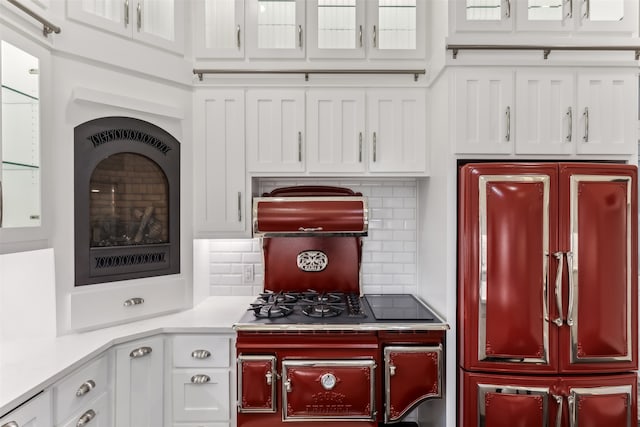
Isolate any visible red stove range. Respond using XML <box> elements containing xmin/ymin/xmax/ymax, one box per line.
<box><xmin>234</xmin><ymin>186</ymin><xmax>448</xmax><ymax>427</ymax></box>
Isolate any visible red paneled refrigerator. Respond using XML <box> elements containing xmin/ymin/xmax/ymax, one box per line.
<box><xmin>458</xmin><ymin>162</ymin><xmax>638</xmax><ymax>426</ymax></box>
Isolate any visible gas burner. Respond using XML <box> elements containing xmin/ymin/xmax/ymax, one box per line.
<box><xmin>250</xmin><ymin>291</ymin><xmax>298</xmax><ymax>318</ymax></box>
<box><xmin>301</xmin><ymin>303</ymin><xmax>345</xmax><ymax>318</ymax></box>
<box><xmin>300</xmin><ymin>291</ymin><xmax>344</xmax><ymax>305</ymax></box>
<box><xmin>258</xmin><ymin>291</ymin><xmax>299</xmax><ymax>305</ymax></box>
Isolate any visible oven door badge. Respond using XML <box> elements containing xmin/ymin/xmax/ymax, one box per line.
<box><xmin>297</xmin><ymin>250</ymin><xmax>328</xmax><ymax>272</ymax></box>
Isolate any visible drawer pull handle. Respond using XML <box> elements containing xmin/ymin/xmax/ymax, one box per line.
<box><xmin>76</xmin><ymin>379</ymin><xmax>96</xmax><ymax>396</ymax></box>
<box><xmin>76</xmin><ymin>409</ymin><xmax>96</xmax><ymax>427</ymax></box>
<box><xmin>129</xmin><ymin>346</ymin><xmax>152</xmax><ymax>358</ymax></box>
<box><xmin>191</xmin><ymin>349</ymin><xmax>211</xmax><ymax>359</ymax></box>
<box><xmin>191</xmin><ymin>374</ymin><xmax>211</xmax><ymax>384</ymax></box>
<box><xmin>123</xmin><ymin>297</ymin><xmax>144</xmax><ymax>307</ymax></box>
<box><xmin>1</xmin><ymin>422</ymin><xmax>19</xmax><ymax>427</ymax></box>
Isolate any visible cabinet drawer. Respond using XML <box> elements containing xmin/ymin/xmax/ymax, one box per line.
<box><xmin>172</xmin><ymin>335</ymin><xmax>230</xmax><ymax>368</ymax></box>
<box><xmin>0</xmin><ymin>390</ymin><xmax>51</xmax><ymax>427</ymax></box>
<box><xmin>172</xmin><ymin>370</ymin><xmax>230</xmax><ymax>422</ymax></box>
<box><xmin>58</xmin><ymin>391</ymin><xmax>111</xmax><ymax>427</ymax></box>
<box><xmin>53</xmin><ymin>354</ymin><xmax>110</xmax><ymax>424</ymax></box>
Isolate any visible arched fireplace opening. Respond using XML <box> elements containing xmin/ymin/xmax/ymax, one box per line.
<box><xmin>74</xmin><ymin>117</ymin><xmax>180</xmax><ymax>286</ymax></box>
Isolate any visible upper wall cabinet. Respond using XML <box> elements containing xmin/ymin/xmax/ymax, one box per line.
<box><xmin>66</xmin><ymin>0</ymin><xmax>185</xmax><ymax>53</ymax></box>
<box><xmin>453</xmin><ymin>0</ymin><xmax>637</xmax><ymax>33</ymax></box>
<box><xmin>246</xmin><ymin>0</ymin><xmax>306</xmax><ymax>58</ymax></box>
<box><xmin>0</xmin><ymin>26</ymin><xmax>52</xmax><ymax>253</ymax></box>
<box><xmin>193</xmin><ymin>0</ymin><xmax>244</xmax><ymax>58</ymax></box>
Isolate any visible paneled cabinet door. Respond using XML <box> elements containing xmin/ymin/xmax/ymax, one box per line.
<box><xmin>515</xmin><ymin>70</ymin><xmax>574</xmax><ymax>155</ymax></box>
<box><xmin>66</xmin><ymin>0</ymin><xmax>184</xmax><ymax>53</ymax></box>
<box><xmin>367</xmin><ymin>88</ymin><xmax>427</xmax><ymax>173</ymax></box>
<box><xmin>0</xmin><ymin>390</ymin><xmax>51</xmax><ymax>427</ymax></box>
<box><xmin>114</xmin><ymin>336</ymin><xmax>164</xmax><ymax>427</ymax></box>
<box><xmin>453</xmin><ymin>0</ymin><xmax>513</xmax><ymax>32</ymax></box>
<box><xmin>307</xmin><ymin>0</ymin><xmax>365</xmax><ymax>59</ymax></box>
<box><xmin>557</xmin><ymin>164</ymin><xmax>637</xmax><ymax>373</ymax></box>
<box><xmin>306</xmin><ymin>89</ymin><xmax>366</xmax><ymax>173</ymax></box>
<box><xmin>458</xmin><ymin>163</ymin><xmax>559</xmax><ymax>373</ymax></box>
<box><xmin>246</xmin><ymin>89</ymin><xmax>305</xmax><ymax>173</ymax></box>
<box><xmin>193</xmin><ymin>90</ymin><xmax>247</xmax><ymax>236</ymax></box>
<box><xmin>193</xmin><ymin>0</ymin><xmax>244</xmax><ymax>58</ymax></box>
<box><xmin>576</xmin><ymin>72</ymin><xmax>637</xmax><ymax>155</ymax></box>
<box><xmin>245</xmin><ymin>0</ymin><xmax>305</xmax><ymax>58</ymax></box>
<box><xmin>452</xmin><ymin>69</ymin><xmax>514</xmax><ymax>154</ymax></box>
<box><xmin>384</xmin><ymin>345</ymin><xmax>442</xmax><ymax>423</ymax></box>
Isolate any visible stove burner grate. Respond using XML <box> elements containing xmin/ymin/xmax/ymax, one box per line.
<box><xmin>301</xmin><ymin>302</ymin><xmax>345</xmax><ymax>318</ymax></box>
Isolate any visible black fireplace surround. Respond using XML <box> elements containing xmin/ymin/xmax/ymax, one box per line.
<box><xmin>74</xmin><ymin>117</ymin><xmax>180</xmax><ymax>286</ymax></box>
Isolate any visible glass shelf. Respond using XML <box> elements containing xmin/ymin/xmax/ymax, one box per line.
<box><xmin>2</xmin><ymin>160</ymin><xmax>40</xmax><ymax>170</ymax></box>
<box><xmin>2</xmin><ymin>84</ymin><xmax>39</xmax><ymax>102</ymax></box>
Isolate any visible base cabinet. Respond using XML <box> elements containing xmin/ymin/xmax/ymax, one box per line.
<box><xmin>460</xmin><ymin>370</ymin><xmax>637</xmax><ymax>427</ymax></box>
<box><xmin>0</xmin><ymin>390</ymin><xmax>51</xmax><ymax>427</ymax></box>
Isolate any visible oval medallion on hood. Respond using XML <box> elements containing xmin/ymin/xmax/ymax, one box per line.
<box><xmin>297</xmin><ymin>250</ymin><xmax>328</xmax><ymax>272</ymax></box>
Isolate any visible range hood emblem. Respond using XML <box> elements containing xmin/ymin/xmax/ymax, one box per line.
<box><xmin>297</xmin><ymin>251</ymin><xmax>328</xmax><ymax>272</ymax></box>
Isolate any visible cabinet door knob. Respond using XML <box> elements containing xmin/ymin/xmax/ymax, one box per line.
<box><xmin>76</xmin><ymin>409</ymin><xmax>96</xmax><ymax>427</ymax></box>
<box><xmin>76</xmin><ymin>379</ymin><xmax>96</xmax><ymax>397</ymax></box>
<box><xmin>129</xmin><ymin>346</ymin><xmax>152</xmax><ymax>358</ymax></box>
<box><xmin>191</xmin><ymin>374</ymin><xmax>211</xmax><ymax>384</ymax></box>
<box><xmin>191</xmin><ymin>349</ymin><xmax>211</xmax><ymax>359</ymax></box>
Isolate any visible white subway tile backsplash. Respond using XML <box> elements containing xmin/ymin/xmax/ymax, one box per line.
<box><xmin>206</xmin><ymin>179</ymin><xmax>418</xmax><ymax>296</ymax></box>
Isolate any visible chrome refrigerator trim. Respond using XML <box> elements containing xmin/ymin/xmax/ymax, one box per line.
<box><xmin>383</xmin><ymin>344</ymin><xmax>443</xmax><ymax>423</ymax></box>
<box><xmin>237</xmin><ymin>355</ymin><xmax>277</xmax><ymax>413</ymax></box>
<box><xmin>568</xmin><ymin>174</ymin><xmax>633</xmax><ymax>363</ymax></box>
<box><xmin>478</xmin><ymin>174</ymin><xmax>550</xmax><ymax>364</ymax></box>
<box><xmin>568</xmin><ymin>385</ymin><xmax>632</xmax><ymax>427</ymax></box>
<box><xmin>477</xmin><ymin>384</ymin><xmax>550</xmax><ymax>427</ymax></box>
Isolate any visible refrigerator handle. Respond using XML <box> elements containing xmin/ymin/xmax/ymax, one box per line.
<box><xmin>552</xmin><ymin>394</ymin><xmax>563</xmax><ymax>427</ymax></box>
<box><xmin>566</xmin><ymin>251</ymin><xmax>575</xmax><ymax>326</ymax></box>
<box><xmin>567</xmin><ymin>394</ymin><xmax>576</xmax><ymax>427</ymax></box>
<box><xmin>552</xmin><ymin>252</ymin><xmax>564</xmax><ymax>326</ymax></box>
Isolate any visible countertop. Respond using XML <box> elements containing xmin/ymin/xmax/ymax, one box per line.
<box><xmin>0</xmin><ymin>296</ymin><xmax>254</xmax><ymax>416</ymax></box>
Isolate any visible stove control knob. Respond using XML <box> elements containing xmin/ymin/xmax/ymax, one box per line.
<box><xmin>321</xmin><ymin>373</ymin><xmax>337</xmax><ymax>390</ymax></box>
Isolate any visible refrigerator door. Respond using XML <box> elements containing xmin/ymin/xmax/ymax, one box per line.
<box><xmin>558</xmin><ymin>164</ymin><xmax>638</xmax><ymax>373</ymax></box>
<box><xmin>458</xmin><ymin>163</ymin><xmax>559</xmax><ymax>373</ymax></box>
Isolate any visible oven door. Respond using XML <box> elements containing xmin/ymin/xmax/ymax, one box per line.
<box><xmin>281</xmin><ymin>359</ymin><xmax>376</xmax><ymax>421</ymax></box>
<box><xmin>237</xmin><ymin>355</ymin><xmax>277</xmax><ymax>413</ymax></box>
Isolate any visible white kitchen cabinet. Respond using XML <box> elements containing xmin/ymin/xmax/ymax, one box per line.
<box><xmin>246</xmin><ymin>89</ymin><xmax>305</xmax><ymax>173</ymax></box>
<box><xmin>245</xmin><ymin>0</ymin><xmax>306</xmax><ymax>58</ymax></box>
<box><xmin>0</xmin><ymin>390</ymin><xmax>51</xmax><ymax>427</ymax></box>
<box><xmin>367</xmin><ymin>88</ymin><xmax>427</xmax><ymax>173</ymax></box>
<box><xmin>452</xmin><ymin>68</ymin><xmax>514</xmax><ymax>154</ymax></box>
<box><xmin>307</xmin><ymin>0</ymin><xmax>366</xmax><ymax>59</ymax></box>
<box><xmin>576</xmin><ymin>71</ymin><xmax>637</xmax><ymax>155</ymax></box>
<box><xmin>66</xmin><ymin>0</ymin><xmax>185</xmax><ymax>53</ymax></box>
<box><xmin>57</xmin><ymin>391</ymin><xmax>111</xmax><ymax>427</ymax></box>
<box><xmin>114</xmin><ymin>336</ymin><xmax>164</xmax><ymax>427</ymax></box>
<box><xmin>169</xmin><ymin>334</ymin><xmax>234</xmax><ymax>425</ymax></box>
<box><xmin>453</xmin><ymin>0</ymin><xmax>513</xmax><ymax>32</ymax></box>
<box><xmin>515</xmin><ymin>70</ymin><xmax>574</xmax><ymax>155</ymax></box>
<box><xmin>193</xmin><ymin>0</ymin><xmax>244</xmax><ymax>58</ymax></box>
<box><xmin>193</xmin><ymin>89</ymin><xmax>247</xmax><ymax>237</ymax></box>
<box><xmin>366</xmin><ymin>0</ymin><xmax>426</xmax><ymax>59</ymax></box>
<box><xmin>306</xmin><ymin>89</ymin><xmax>366</xmax><ymax>173</ymax></box>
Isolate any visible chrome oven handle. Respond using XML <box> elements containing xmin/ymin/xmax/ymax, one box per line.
<box><xmin>553</xmin><ymin>252</ymin><xmax>564</xmax><ymax>326</ymax></box>
<box><xmin>284</xmin><ymin>378</ymin><xmax>292</xmax><ymax>393</ymax></box>
<box><xmin>298</xmin><ymin>226</ymin><xmax>323</xmax><ymax>232</ymax></box>
<box><xmin>265</xmin><ymin>371</ymin><xmax>273</xmax><ymax>385</ymax></box>
<box><xmin>566</xmin><ymin>251</ymin><xmax>575</xmax><ymax>326</ymax></box>
<box><xmin>568</xmin><ymin>394</ymin><xmax>576</xmax><ymax>427</ymax></box>
<box><xmin>553</xmin><ymin>394</ymin><xmax>563</xmax><ymax>427</ymax></box>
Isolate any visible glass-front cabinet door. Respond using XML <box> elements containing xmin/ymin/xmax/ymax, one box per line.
<box><xmin>307</xmin><ymin>0</ymin><xmax>365</xmax><ymax>58</ymax></box>
<box><xmin>0</xmin><ymin>27</ymin><xmax>50</xmax><ymax>252</ymax></box>
<box><xmin>193</xmin><ymin>0</ymin><xmax>244</xmax><ymax>58</ymax></box>
<box><xmin>455</xmin><ymin>0</ymin><xmax>513</xmax><ymax>31</ymax></box>
<box><xmin>367</xmin><ymin>0</ymin><xmax>425</xmax><ymax>58</ymax></box>
<box><xmin>246</xmin><ymin>0</ymin><xmax>306</xmax><ymax>58</ymax></box>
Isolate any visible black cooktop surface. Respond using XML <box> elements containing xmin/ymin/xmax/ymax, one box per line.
<box><xmin>364</xmin><ymin>294</ymin><xmax>435</xmax><ymax>321</ymax></box>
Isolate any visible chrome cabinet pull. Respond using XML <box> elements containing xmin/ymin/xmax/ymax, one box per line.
<box><xmin>1</xmin><ymin>422</ymin><xmax>19</xmax><ymax>427</ymax></box>
<box><xmin>298</xmin><ymin>25</ymin><xmax>302</xmax><ymax>48</ymax></box>
<box><xmin>505</xmin><ymin>106</ymin><xmax>511</xmax><ymax>141</ymax></box>
<box><xmin>237</xmin><ymin>192</ymin><xmax>242</xmax><ymax>222</ymax></box>
<box><xmin>553</xmin><ymin>252</ymin><xmax>564</xmax><ymax>326</ymax></box>
<box><xmin>129</xmin><ymin>346</ymin><xmax>152</xmax><ymax>358</ymax></box>
<box><xmin>124</xmin><ymin>0</ymin><xmax>129</xmax><ymax>26</ymax></box>
<box><xmin>191</xmin><ymin>349</ymin><xmax>211</xmax><ymax>359</ymax></box>
<box><xmin>136</xmin><ymin>2</ymin><xmax>141</xmax><ymax>31</ymax></box>
<box><xmin>359</xmin><ymin>25</ymin><xmax>363</xmax><ymax>47</ymax></box>
<box><xmin>191</xmin><ymin>374</ymin><xmax>211</xmax><ymax>384</ymax></box>
<box><xmin>505</xmin><ymin>0</ymin><xmax>511</xmax><ymax>17</ymax></box>
<box><xmin>553</xmin><ymin>395</ymin><xmax>563</xmax><ymax>427</ymax></box>
<box><xmin>284</xmin><ymin>379</ymin><xmax>292</xmax><ymax>392</ymax></box>
<box><xmin>76</xmin><ymin>409</ymin><xmax>96</xmax><ymax>427</ymax></box>
<box><xmin>372</xmin><ymin>25</ymin><xmax>377</xmax><ymax>48</ymax></box>
<box><xmin>123</xmin><ymin>297</ymin><xmax>144</xmax><ymax>307</ymax></box>
<box><xmin>236</xmin><ymin>25</ymin><xmax>241</xmax><ymax>48</ymax></box>
<box><xmin>298</xmin><ymin>132</ymin><xmax>302</xmax><ymax>162</ymax></box>
<box><xmin>583</xmin><ymin>0</ymin><xmax>590</xmax><ymax>19</ymax></box>
<box><xmin>582</xmin><ymin>107</ymin><xmax>589</xmax><ymax>142</ymax></box>
<box><xmin>567</xmin><ymin>0</ymin><xmax>573</xmax><ymax>18</ymax></box>
<box><xmin>566</xmin><ymin>107</ymin><xmax>572</xmax><ymax>142</ymax></box>
<box><xmin>358</xmin><ymin>132</ymin><xmax>363</xmax><ymax>163</ymax></box>
<box><xmin>566</xmin><ymin>251</ymin><xmax>575</xmax><ymax>326</ymax></box>
<box><xmin>76</xmin><ymin>379</ymin><xmax>96</xmax><ymax>397</ymax></box>
<box><xmin>372</xmin><ymin>132</ymin><xmax>377</xmax><ymax>162</ymax></box>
